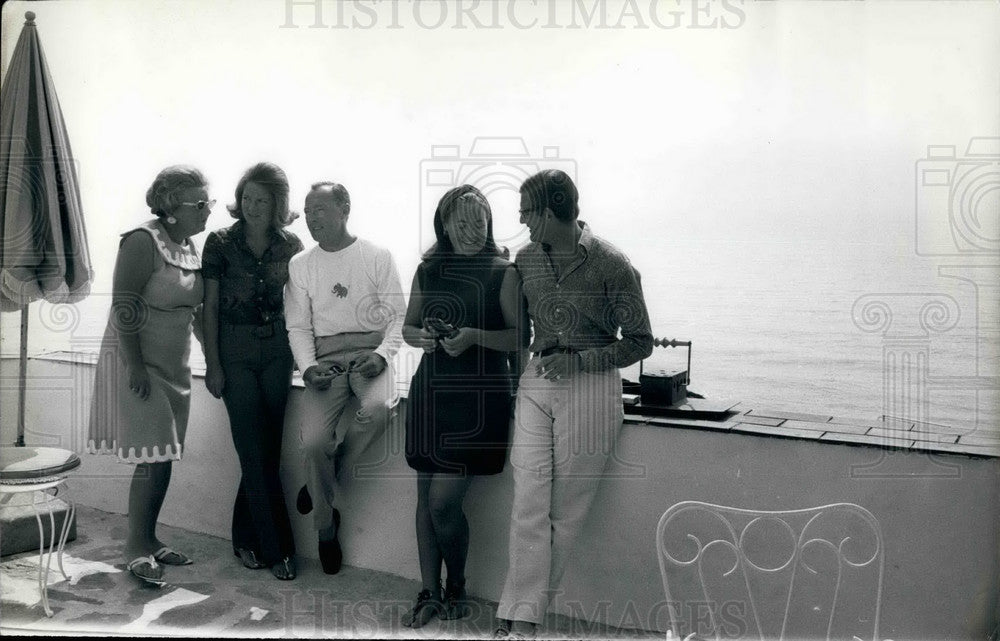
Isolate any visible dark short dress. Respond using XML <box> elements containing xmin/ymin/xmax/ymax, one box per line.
<box><xmin>405</xmin><ymin>254</ymin><xmax>518</xmax><ymax>475</ymax></box>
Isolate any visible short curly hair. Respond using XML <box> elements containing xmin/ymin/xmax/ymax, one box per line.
<box><xmin>145</xmin><ymin>165</ymin><xmax>209</xmax><ymax>218</ymax></box>
<box><xmin>227</xmin><ymin>162</ymin><xmax>298</xmax><ymax>228</ymax></box>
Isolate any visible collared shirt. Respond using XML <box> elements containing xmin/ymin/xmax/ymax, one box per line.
<box><xmin>201</xmin><ymin>220</ymin><xmax>304</xmax><ymax>325</ymax></box>
<box><xmin>515</xmin><ymin>221</ymin><xmax>653</xmax><ymax>372</ymax></box>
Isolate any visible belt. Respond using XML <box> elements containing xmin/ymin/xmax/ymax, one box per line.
<box><xmin>534</xmin><ymin>346</ymin><xmax>579</xmax><ymax>358</ymax></box>
<box><xmin>228</xmin><ymin>319</ymin><xmax>285</xmax><ymax>338</ymax></box>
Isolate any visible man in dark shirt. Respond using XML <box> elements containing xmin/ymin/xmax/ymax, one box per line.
<box><xmin>495</xmin><ymin>170</ymin><xmax>653</xmax><ymax>638</ymax></box>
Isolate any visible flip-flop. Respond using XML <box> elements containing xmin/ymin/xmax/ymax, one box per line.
<box><xmin>271</xmin><ymin>556</ymin><xmax>297</xmax><ymax>581</ymax></box>
<box><xmin>153</xmin><ymin>546</ymin><xmax>193</xmax><ymax>566</ymax></box>
<box><xmin>126</xmin><ymin>555</ymin><xmax>166</xmax><ymax>586</ymax></box>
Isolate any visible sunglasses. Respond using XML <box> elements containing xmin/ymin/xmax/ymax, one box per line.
<box><xmin>178</xmin><ymin>199</ymin><xmax>217</xmax><ymax>211</ymax></box>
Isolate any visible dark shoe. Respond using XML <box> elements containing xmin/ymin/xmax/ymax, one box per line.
<box><xmin>234</xmin><ymin>547</ymin><xmax>266</xmax><ymax>570</ymax></box>
<box><xmin>442</xmin><ymin>578</ymin><xmax>471</xmax><ymax>620</ymax></box>
<box><xmin>296</xmin><ymin>485</ymin><xmax>312</xmax><ymax>515</ymax></box>
<box><xmin>318</xmin><ymin>509</ymin><xmax>342</xmax><ymax>575</ymax></box>
<box><xmin>401</xmin><ymin>585</ymin><xmax>443</xmax><ymax>628</ymax></box>
<box><xmin>271</xmin><ymin>556</ymin><xmax>297</xmax><ymax>581</ymax></box>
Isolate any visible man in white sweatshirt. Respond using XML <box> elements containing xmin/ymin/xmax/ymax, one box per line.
<box><xmin>283</xmin><ymin>181</ymin><xmax>405</xmax><ymax>574</ymax></box>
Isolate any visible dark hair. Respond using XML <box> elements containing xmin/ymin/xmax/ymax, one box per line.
<box><xmin>309</xmin><ymin>181</ymin><xmax>351</xmax><ymax>215</ymax></box>
<box><xmin>145</xmin><ymin>165</ymin><xmax>208</xmax><ymax>217</ymax></box>
<box><xmin>519</xmin><ymin>169</ymin><xmax>579</xmax><ymax>223</ymax></box>
<box><xmin>227</xmin><ymin>162</ymin><xmax>298</xmax><ymax>227</ymax></box>
<box><xmin>422</xmin><ymin>185</ymin><xmax>503</xmax><ymax>263</ymax></box>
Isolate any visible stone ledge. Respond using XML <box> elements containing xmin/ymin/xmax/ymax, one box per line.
<box><xmin>11</xmin><ymin>352</ymin><xmax>999</xmax><ymax>459</ymax></box>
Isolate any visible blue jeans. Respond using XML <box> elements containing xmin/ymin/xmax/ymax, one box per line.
<box><xmin>220</xmin><ymin>322</ymin><xmax>296</xmax><ymax>564</ymax></box>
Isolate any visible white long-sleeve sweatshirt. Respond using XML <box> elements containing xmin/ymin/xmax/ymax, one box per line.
<box><xmin>283</xmin><ymin>238</ymin><xmax>405</xmax><ymax>372</ymax></box>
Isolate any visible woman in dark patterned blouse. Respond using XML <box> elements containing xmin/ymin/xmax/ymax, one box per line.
<box><xmin>202</xmin><ymin>162</ymin><xmax>304</xmax><ymax>580</ymax></box>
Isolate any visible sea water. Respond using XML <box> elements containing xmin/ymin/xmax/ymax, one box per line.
<box><xmin>4</xmin><ymin>241</ymin><xmax>997</xmax><ymax>439</ymax></box>
<box><xmin>626</xmin><ymin>241</ymin><xmax>998</xmax><ymax>438</ymax></box>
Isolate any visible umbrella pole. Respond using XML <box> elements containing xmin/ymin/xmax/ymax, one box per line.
<box><xmin>16</xmin><ymin>305</ymin><xmax>28</xmax><ymax>446</ymax></box>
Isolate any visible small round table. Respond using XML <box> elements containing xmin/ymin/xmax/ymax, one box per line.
<box><xmin>0</xmin><ymin>446</ymin><xmax>81</xmax><ymax>617</ymax></box>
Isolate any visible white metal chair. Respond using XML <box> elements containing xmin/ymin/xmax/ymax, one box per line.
<box><xmin>656</xmin><ymin>501</ymin><xmax>883</xmax><ymax>641</ymax></box>
<box><xmin>0</xmin><ymin>446</ymin><xmax>81</xmax><ymax>617</ymax></box>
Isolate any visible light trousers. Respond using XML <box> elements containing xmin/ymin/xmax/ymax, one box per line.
<box><xmin>298</xmin><ymin>333</ymin><xmax>396</xmax><ymax>530</ymax></box>
<box><xmin>496</xmin><ymin>360</ymin><xmax>623</xmax><ymax>625</ymax></box>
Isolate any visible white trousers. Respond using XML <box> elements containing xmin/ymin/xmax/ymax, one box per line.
<box><xmin>496</xmin><ymin>360</ymin><xmax>623</xmax><ymax>624</ymax></box>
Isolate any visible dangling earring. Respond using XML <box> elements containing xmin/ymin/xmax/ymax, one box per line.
<box><xmin>166</xmin><ymin>216</ymin><xmax>177</xmax><ymax>224</ymax></box>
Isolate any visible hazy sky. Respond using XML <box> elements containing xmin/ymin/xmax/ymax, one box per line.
<box><xmin>1</xmin><ymin>0</ymin><xmax>998</xmax><ymax>354</ymax></box>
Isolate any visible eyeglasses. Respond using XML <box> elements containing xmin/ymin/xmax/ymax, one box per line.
<box><xmin>178</xmin><ymin>199</ymin><xmax>217</xmax><ymax>211</ymax></box>
<box><xmin>518</xmin><ymin>208</ymin><xmax>543</xmax><ymax>216</ymax></box>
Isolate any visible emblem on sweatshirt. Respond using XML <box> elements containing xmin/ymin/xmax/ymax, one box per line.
<box><xmin>333</xmin><ymin>283</ymin><xmax>348</xmax><ymax>298</ymax></box>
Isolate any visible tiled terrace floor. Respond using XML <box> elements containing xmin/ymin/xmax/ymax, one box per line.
<box><xmin>1</xmin><ymin>504</ymin><xmax>661</xmax><ymax>639</ymax></box>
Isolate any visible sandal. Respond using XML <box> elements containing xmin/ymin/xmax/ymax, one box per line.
<box><xmin>153</xmin><ymin>546</ymin><xmax>193</xmax><ymax>566</ymax></box>
<box><xmin>271</xmin><ymin>556</ymin><xmax>297</xmax><ymax>581</ymax></box>
<box><xmin>400</xmin><ymin>586</ymin><xmax>443</xmax><ymax>628</ymax></box>
<box><xmin>442</xmin><ymin>579</ymin><xmax>471</xmax><ymax>620</ymax></box>
<box><xmin>492</xmin><ymin>620</ymin><xmax>511</xmax><ymax>639</ymax></box>
<box><xmin>234</xmin><ymin>547</ymin><xmax>267</xmax><ymax>570</ymax></box>
<box><xmin>126</xmin><ymin>555</ymin><xmax>166</xmax><ymax>586</ymax></box>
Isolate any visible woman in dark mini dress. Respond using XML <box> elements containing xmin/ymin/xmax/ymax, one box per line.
<box><xmin>401</xmin><ymin>185</ymin><xmax>528</xmax><ymax>627</ymax></box>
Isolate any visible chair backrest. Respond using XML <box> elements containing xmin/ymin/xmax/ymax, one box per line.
<box><xmin>656</xmin><ymin>501</ymin><xmax>883</xmax><ymax>641</ymax></box>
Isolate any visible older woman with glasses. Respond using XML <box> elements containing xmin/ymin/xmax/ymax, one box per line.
<box><xmin>201</xmin><ymin>162</ymin><xmax>303</xmax><ymax>581</ymax></box>
<box><xmin>89</xmin><ymin>165</ymin><xmax>213</xmax><ymax>585</ymax></box>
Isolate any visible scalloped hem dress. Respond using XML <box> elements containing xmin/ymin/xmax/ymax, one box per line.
<box><xmin>87</xmin><ymin>219</ymin><xmax>203</xmax><ymax>464</ymax></box>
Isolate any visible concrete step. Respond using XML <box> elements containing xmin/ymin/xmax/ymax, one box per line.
<box><xmin>0</xmin><ymin>494</ymin><xmax>77</xmax><ymax>557</ymax></box>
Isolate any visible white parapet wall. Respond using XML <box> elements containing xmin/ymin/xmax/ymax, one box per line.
<box><xmin>1</xmin><ymin>356</ymin><xmax>997</xmax><ymax>640</ymax></box>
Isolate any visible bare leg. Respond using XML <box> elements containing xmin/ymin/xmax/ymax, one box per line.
<box><xmin>428</xmin><ymin>474</ymin><xmax>473</xmax><ymax>587</ymax></box>
<box><xmin>403</xmin><ymin>472</ymin><xmax>449</xmax><ymax>627</ymax></box>
<box><xmin>415</xmin><ymin>472</ymin><xmax>442</xmax><ymax>591</ymax></box>
<box><xmin>124</xmin><ymin>461</ymin><xmax>172</xmax><ymax>559</ymax></box>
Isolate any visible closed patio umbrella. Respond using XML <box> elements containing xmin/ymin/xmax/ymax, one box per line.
<box><xmin>0</xmin><ymin>11</ymin><xmax>92</xmax><ymax>446</ymax></box>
